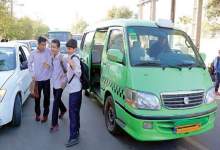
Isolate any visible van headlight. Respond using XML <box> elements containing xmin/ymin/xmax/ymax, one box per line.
<box><xmin>0</xmin><ymin>89</ymin><xmax>6</xmax><ymax>102</ymax></box>
<box><xmin>125</xmin><ymin>89</ymin><xmax>161</xmax><ymax>110</ymax></box>
<box><xmin>204</xmin><ymin>87</ymin><xmax>215</xmax><ymax>104</ymax></box>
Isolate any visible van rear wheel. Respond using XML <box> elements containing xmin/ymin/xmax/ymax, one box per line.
<box><xmin>11</xmin><ymin>94</ymin><xmax>22</xmax><ymax>127</ymax></box>
<box><xmin>104</xmin><ymin>95</ymin><xmax>120</xmax><ymax>135</ymax></box>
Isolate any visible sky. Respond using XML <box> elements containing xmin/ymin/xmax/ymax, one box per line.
<box><xmin>14</xmin><ymin>0</ymin><xmax>197</xmax><ymax>31</ymax></box>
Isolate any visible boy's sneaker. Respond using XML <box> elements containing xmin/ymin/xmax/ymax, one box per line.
<box><xmin>50</xmin><ymin>125</ymin><xmax>59</xmax><ymax>133</ymax></box>
<box><xmin>41</xmin><ymin>116</ymin><xmax>48</xmax><ymax>123</ymax></box>
<box><xmin>215</xmin><ymin>92</ymin><xmax>220</xmax><ymax>96</ymax></box>
<box><xmin>35</xmin><ymin>115</ymin><xmax>40</xmax><ymax>122</ymax></box>
<box><xmin>59</xmin><ymin>110</ymin><xmax>67</xmax><ymax>119</ymax></box>
<box><xmin>65</xmin><ymin>137</ymin><xmax>79</xmax><ymax>147</ymax></box>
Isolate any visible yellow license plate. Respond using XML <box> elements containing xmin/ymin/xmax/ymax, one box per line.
<box><xmin>175</xmin><ymin>124</ymin><xmax>201</xmax><ymax>134</ymax></box>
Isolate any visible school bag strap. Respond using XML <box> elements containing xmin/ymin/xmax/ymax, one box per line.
<box><xmin>68</xmin><ymin>55</ymin><xmax>79</xmax><ymax>84</ymax></box>
<box><xmin>52</xmin><ymin>56</ymin><xmax>67</xmax><ymax>74</ymax></box>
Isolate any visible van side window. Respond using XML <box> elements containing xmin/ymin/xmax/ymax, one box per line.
<box><xmin>81</xmin><ymin>32</ymin><xmax>95</xmax><ymax>51</ymax></box>
<box><xmin>108</xmin><ymin>29</ymin><xmax>125</xmax><ymax>52</ymax></box>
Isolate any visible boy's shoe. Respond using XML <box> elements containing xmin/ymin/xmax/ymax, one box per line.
<box><xmin>41</xmin><ymin>116</ymin><xmax>48</xmax><ymax>123</ymax></box>
<box><xmin>50</xmin><ymin>125</ymin><xmax>59</xmax><ymax>133</ymax></box>
<box><xmin>35</xmin><ymin>115</ymin><xmax>41</xmax><ymax>122</ymax></box>
<box><xmin>65</xmin><ymin>137</ymin><xmax>79</xmax><ymax>147</ymax></box>
<box><xmin>215</xmin><ymin>92</ymin><xmax>220</xmax><ymax>96</ymax></box>
<box><xmin>59</xmin><ymin>110</ymin><xmax>67</xmax><ymax>119</ymax></box>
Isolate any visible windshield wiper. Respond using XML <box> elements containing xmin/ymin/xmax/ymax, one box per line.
<box><xmin>161</xmin><ymin>64</ymin><xmax>182</xmax><ymax>71</ymax></box>
<box><xmin>134</xmin><ymin>62</ymin><xmax>182</xmax><ymax>70</ymax></box>
<box><xmin>176</xmin><ymin>63</ymin><xmax>206</xmax><ymax>70</ymax></box>
<box><xmin>133</xmin><ymin>62</ymin><xmax>161</xmax><ymax>67</ymax></box>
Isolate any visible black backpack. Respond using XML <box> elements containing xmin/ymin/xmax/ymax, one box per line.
<box><xmin>68</xmin><ymin>55</ymin><xmax>89</xmax><ymax>90</ymax></box>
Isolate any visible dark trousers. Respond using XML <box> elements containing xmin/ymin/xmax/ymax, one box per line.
<box><xmin>52</xmin><ymin>88</ymin><xmax>67</xmax><ymax>126</ymax></box>
<box><xmin>69</xmin><ymin>90</ymin><xmax>82</xmax><ymax>140</ymax></box>
<box><xmin>35</xmin><ymin>79</ymin><xmax>50</xmax><ymax>117</ymax></box>
<box><xmin>215</xmin><ymin>73</ymin><xmax>220</xmax><ymax>92</ymax></box>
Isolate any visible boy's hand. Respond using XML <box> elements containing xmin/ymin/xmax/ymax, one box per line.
<box><xmin>67</xmin><ymin>59</ymin><xmax>75</xmax><ymax>69</ymax></box>
<box><xmin>43</xmin><ymin>62</ymin><xmax>50</xmax><ymax>69</ymax></box>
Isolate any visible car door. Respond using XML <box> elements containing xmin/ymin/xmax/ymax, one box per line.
<box><xmin>101</xmin><ymin>27</ymin><xmax>127</xmax><ymax>106</ymax></box>
<box><xmin>18</xmin><ymin>45</ymin><xmax>31</xmax><ymax>102</ymax></box>
<box><xmin>80</xmin><ymin>31</ymin><xmax>95</xmax><ymax>89</ymax></box>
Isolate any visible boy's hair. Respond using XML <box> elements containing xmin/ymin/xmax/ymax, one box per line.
<box><xmin>51</xmin><ymin>39</ymin><xmax>60</xmax><ymax>48</ymax></box>
<box><xmin>37</xmin><ymin>36</ymin><xmax>47</xmax><ymax>44</ymax></box>
<box><xmin>66</xmin><ymin>39</ymin><xmax>77</xmax><ymax>49</ymax></box>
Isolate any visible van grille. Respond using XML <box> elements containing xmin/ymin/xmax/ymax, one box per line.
<box><xmin>161</xmin><ymin>91</ymin><xmax>204</xmax><ymax>109</ymax></box>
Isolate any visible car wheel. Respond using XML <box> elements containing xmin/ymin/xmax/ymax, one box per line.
<box><xmin>11</xmin><ymin>94</ymin><xmax>22</xmax><ymax>127</ymax></box>
<box><xmin>104</xmin><ymin>95</ymin><xmax>120</xmax><ymax>134</ymax></box>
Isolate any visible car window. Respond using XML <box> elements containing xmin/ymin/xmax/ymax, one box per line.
<box><xmin>108</xmin><ymin>29</ymin><xmax>125</xmax><ymax>52</ymax></box>
<box><xmin>19</xmin><ymin>46</ymin><xmax>27</xmax><ymax>63</ymax></box>
<box><xmin>0</xmin><ymin>47</ymin><xmax>16</xmax><ymax>71</ymax></box>
<box><xmin>22</xmin><ymin>46</ymin><xmax>30</xmax><ymax>59</ymax></box>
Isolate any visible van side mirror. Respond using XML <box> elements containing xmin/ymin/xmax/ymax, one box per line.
<box><xmin>20</xmin><ymin>61</ymin><xmax>28</xmax><ymax>70</ymax></box>
<box><xmin>107</xmin><ymin>49</ymin><xmax>124</xmax><ymax>64</ymax></box>
<box><xmin>200</xmin><ymin>52</ymin><xmax>206</xmax><ymax>61</ymax></box>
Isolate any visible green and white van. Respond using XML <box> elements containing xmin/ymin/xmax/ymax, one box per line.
<box><xmin>80</xmin><ymin>19</ymin><xmax>217</xmax><ymax>141</ymax></box>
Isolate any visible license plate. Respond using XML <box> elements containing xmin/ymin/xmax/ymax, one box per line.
<box><xmin>175</xmin><ymin>124</ymin><xmax>201</xmax><ymax>134</ymax></box>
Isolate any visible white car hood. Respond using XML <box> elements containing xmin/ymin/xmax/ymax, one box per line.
<box><xmin>0</xmin><ymin>70</ymin><xmax>14</xmax><ymax>88</ymax></box>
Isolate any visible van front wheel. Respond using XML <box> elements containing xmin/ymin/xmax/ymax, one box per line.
<box><xmin>104</xmin><ymin>95</ymin><xmax>120</xmax><ymax>135</ymax></box>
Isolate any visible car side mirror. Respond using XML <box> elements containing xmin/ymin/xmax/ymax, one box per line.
<box><xmin>200</xmin><ymin>52</ymin><xmax>206</xmax><ymax>61</ymax></box>
<box><xmin>107</xmin><ymin>49</ymin><xmax>124</xmax><ymax>64</ymax></box>
<box><xmin>20</xmin><ymin>61</ymin><xmax>28</xmax><ymax>70</ymax></box>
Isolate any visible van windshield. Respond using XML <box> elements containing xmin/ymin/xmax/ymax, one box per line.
<box><xmin>127</xmin><ymin>26</ymin><xmax>204</xmax><ymax>68</ymax></box>
<box><xmin>0</xmin><ymin>47</ymin><xmax>16</xmax><ymax>71</ymax></box>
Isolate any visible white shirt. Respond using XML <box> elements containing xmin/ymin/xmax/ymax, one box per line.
<box><xmin>28</xmin><ymin>48</ymin><xmax>52</xmax><ymax>81</ymax></box>
<box><xmin>51</xmin><ymin>53</ymin><xmax>68</xmax><ymax>89</ymax></box>
<box><xmin>67</xmin><ymin>53</ymin><xmax>82</xmax><ymax>93</ymax></box>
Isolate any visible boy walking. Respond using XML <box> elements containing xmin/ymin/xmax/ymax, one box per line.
<box><xmin>28</xmin><ymin>36</ymin><xmax>51</xmax><ymax>122</ymax></box>
<box><xmin>65</xmin><ymin>39</ymin><xmax>82</xmax><ymax>147</ymax></box>
<box><xmin>50</xmin><ymin>39</ymin><xmax>67</xmax><ymax>132</ymax></box>
<box><xmin>214</xmin><ymin>49</ymin><xmax>220</xmax><ymax>95</ymax></box>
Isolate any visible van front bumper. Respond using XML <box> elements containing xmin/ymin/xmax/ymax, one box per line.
<box><xmin>116</xmin><ymin>102</ymin><xmax>217</xmax><ymax>141</ymax></box>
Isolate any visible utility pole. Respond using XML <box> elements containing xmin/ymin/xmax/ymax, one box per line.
<box><xmin>170</xmin><ymin>0</ymin><xmax>176</xmax><ymax>23</ymax></box>
<box><xmin>150</xmin><ymin>0</ymin><xmax>156</xmax><ymax>21</ymax></box>
<box><xmin>138</xmin><ymin>0</ymin><xmax>157</xmax><ymax>21</ymax></box>
<box><xmin>10</xmin><ymin>0</ymin><xmax>13</xmax><ymax>16</ymax></box>
<box><xmin>195</xmin><ymin>0</ymin><xmax>203</xmax><ymax>50</ymax></box>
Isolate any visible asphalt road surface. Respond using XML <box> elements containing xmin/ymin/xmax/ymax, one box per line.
<box><xmin>0</xmin><ymin>90</ymin><xmax>219</xmax><ymax>150</ymax></box>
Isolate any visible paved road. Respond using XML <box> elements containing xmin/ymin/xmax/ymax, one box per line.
<box><xmin>0</xmin><ymin>90</ymin><xmax>219</xmax><ymax>150</ymax></box>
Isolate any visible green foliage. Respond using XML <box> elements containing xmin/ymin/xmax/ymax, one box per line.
<box><xmin>0</xmin><ymin>2</ymin><xmax>49</xmax><ymax>40</ymax></box>
<box><xmin>207</xmin><ymin>0</ymin><xmax>220</xmax><ymax>20</ymax></box>
<box><xmin>107</xmin><ymin>6</ymin><xmax>133</xmax><ymax>19</ymax></box>
<box><xmin>71</xmin><ymin>18</ymin><xmax>88</xmax><ymax>34</ymax></box>
<box><xmin>178</xmin><ymin>16</ymin><xmax>192</xmax><ymax>25</ymax></box>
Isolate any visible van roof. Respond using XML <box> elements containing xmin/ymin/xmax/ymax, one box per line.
<box><xmin>86</xmin><ymin>19</ymin><xmax>157</xmax><ymax>32</ymax></box>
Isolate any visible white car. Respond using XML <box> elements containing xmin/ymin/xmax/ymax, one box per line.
<box><xmin>0</xmin><ymin>42</ymin><xmax>32</xmax><ymax>127</ymax></box>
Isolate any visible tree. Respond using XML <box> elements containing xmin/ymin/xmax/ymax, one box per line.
<box><xmin>207</xmin><ymin>0</ymin><xmax>220</xmax><ymax>20</ymax></box>
<box><xmin>0</xmin><ymin>2</ymin><xmax>14</xmax><ymax>39</ymax></box>
<box><xmin>71</xmin><ymin>18</ymin><xmax>88</xmax><ymax>34</ymax></box>
<box><xmin>205</xmin><ymin>0</ymin><xmax>220</xmax><ymax>33</ymax></box>
<box><xmin>178</xmin><ymin>16</ymin><xmax>192</xmax><ymax>25</ymax></box>
<box><xmin>32</xmin><ymin>20</ymin><xmax>49</xmax><ymax>38</ymax></box>
<box><xmin>107</xmin><ymin>6</ymin><xmax>133</xmax><ymax>19</ymax></box>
